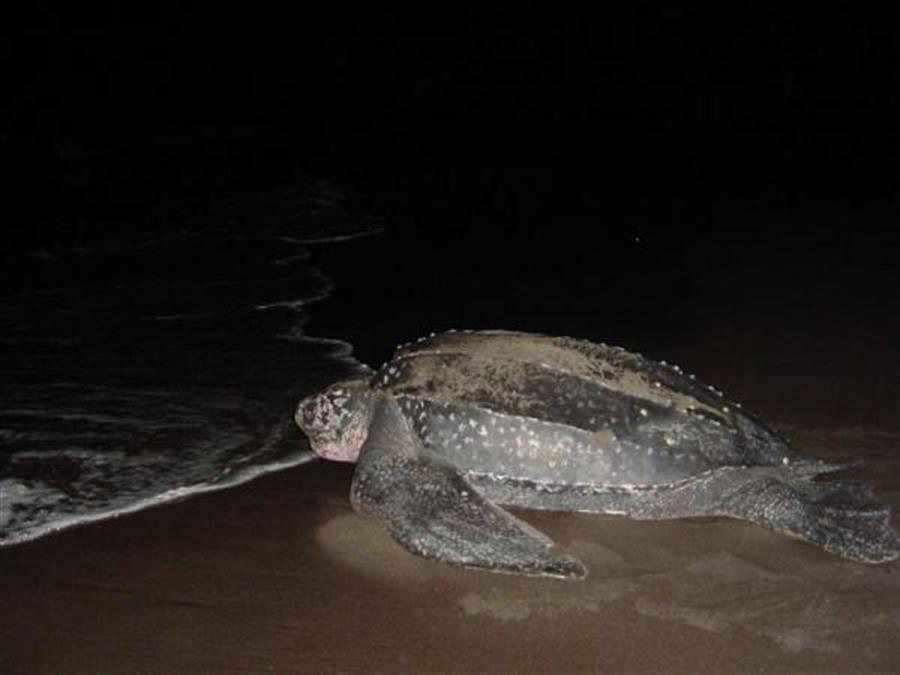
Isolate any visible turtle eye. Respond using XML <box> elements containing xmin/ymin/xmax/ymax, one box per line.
<box><xmin>297</xmin><ymin>396</ymin><xmax>330</xmax><ymax>431</ymax></box>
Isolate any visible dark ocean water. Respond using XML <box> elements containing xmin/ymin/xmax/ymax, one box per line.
<box><xmin>0</xmin><ymin>139</ymin><xmax>382</xmax><ymax>545</ymax></box>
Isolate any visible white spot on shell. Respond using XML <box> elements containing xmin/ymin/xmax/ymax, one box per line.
<box><xmin>639</xmin><ymin>408</ymin><xmax>648</xmax><ymax>417</ymax></box>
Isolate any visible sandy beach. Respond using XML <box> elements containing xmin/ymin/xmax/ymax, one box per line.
<box><xmin>3</xmin><ymin>335</ymin><xmax>898</xmax><ymax>674</ymax></box>
<box><xmin>2</xmin><ymin>432</ymin><xmax>897</xmax><ymax>674</ymax></box>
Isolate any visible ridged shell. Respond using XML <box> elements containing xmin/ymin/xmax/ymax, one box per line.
<box><xmin>375</xmin><ymin>331</ymin><xmax>729</xmax><ymax>426</ymax></box>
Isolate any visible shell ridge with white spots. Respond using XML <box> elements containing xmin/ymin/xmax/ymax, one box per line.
<box><xmin>379</xmin><ymin>351</ymin><xmax>738</xmax><ymax>447</ymax></box>
<box><xmin>388</xmin><ymin>334</ymin><xmax>730</xmax><ymax>420</ymax></box>
<box><xmin>394</xmin><ymin>394</ymin><xmax>733</xmax><ymax>487</ymax></box>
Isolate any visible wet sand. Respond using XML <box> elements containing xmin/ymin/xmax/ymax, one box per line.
<box><xmin>2</xmin><ymin>399</ymin><xmax>898</xmax><ymax>673</ymax></box>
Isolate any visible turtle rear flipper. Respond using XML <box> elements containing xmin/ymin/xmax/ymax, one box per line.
<box><xmin>714</xmin><ymin>471</ymin><xmax>900</xmax><ymax>564</ymax></box>
<box><xmin>474</xmin><ymin>466</ymin><xmax>900</xmax><ymax>564</ymax></box>
<box><xmin>625</xmin><ymin>467</ymin><xmax>900</xmax><ymax>563</ymax></box>
<box><xmin>351</xmin><ymin>398</ymin><xmax>585</xmax><ymax>579</ymax></box>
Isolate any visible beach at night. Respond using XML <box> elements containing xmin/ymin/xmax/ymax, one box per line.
<box><xmin>3</xmin><ymin>8</ymin><xmax>899</xmax><ymax>673</ymax></box>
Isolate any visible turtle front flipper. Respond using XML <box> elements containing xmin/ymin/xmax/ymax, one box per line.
<box><xmin>350</xmin><ymin>397</ymin><xmax>586</xmax><ymax>579</ymax></box>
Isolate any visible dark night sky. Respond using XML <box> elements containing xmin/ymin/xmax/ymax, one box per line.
<box><xmin>10</xmin><ymin>8</ymin><xmax>898</xmax><ymax>148</ymax></box>
<box><xmin>5</xmin><ymin>6</ymin><xmax>899</xmax><ymax>293</ymax></box>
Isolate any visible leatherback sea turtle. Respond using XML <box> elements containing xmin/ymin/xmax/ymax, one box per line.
<box><xmin>295</xmin><ymin>330</ymin><xmax>900</xmax><ymax>578</ymax></box>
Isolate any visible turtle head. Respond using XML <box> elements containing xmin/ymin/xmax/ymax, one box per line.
<box><xmin>295</xmin><ymin>376</ymin><xmax>375</xmax><ymax>462</ymax></box>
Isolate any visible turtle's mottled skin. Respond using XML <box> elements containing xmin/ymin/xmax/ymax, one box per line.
<box><xmin>295</xmin><ymin>330</ymin><xmax>900</xmax><ymax>578</ymax></box>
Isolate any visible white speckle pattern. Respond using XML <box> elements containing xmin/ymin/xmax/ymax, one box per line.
<box><xmin>395</xmin><ymin>396</ymin><xmax>704</xmax><ymax>484</ymax></box>
<box><xmin>376</xmin><ymin>332</ymin><xmax>782</xmax><ymax>496</ymax></box>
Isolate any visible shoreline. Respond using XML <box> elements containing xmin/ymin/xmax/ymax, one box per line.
<box><xmin>2</xmin><ymin>422</ymin><xmax>897</xmax><ymax>674</ymax></box>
